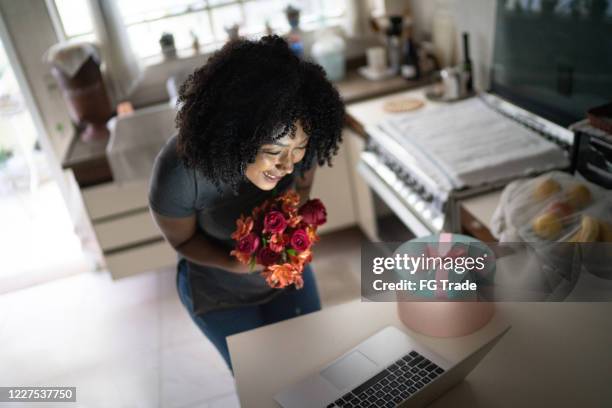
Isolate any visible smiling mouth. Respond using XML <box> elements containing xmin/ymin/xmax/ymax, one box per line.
<box><xmin>263</xmin><ymin>171</ymin><xmax>283</xmax><ymax>181</ymax></box>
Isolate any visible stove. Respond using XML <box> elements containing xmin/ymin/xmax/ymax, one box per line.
<box><xmin>358</xmin><ymin>92</ymin><xmax>573</xmax><ymax>238</ymax></box>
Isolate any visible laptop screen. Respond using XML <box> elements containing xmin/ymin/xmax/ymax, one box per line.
<box><xmin>490</xmin><ymin>0</ymin><xmax>612</xmax><ymax>127</ymax></box>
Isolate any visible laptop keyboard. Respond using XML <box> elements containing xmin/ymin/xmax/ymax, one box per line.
<box><xmin>326</xmin><ymin>351</ymin><xmax>445</xmax><ymax>408</ymax></box>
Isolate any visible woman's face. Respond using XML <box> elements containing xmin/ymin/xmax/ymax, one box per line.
<box><xmin>245</xmin><ymin>122</ymin><xmax>308</xmax><ymax>190</ymax></box>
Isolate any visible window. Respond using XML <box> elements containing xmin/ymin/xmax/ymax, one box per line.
<box><xmin>119</xmin><ymin>0</ymin><xmax>346</xmax><ymax>60</ymax></box>
<box><xmin>48</xmin><ymin>0</ymin><xmax>96</xmax><ymax>42</ymax></box>
<box><xmin>51</xmin><ymin>0</ymin><xmax>346</xmax><ymax>61</ymax></box>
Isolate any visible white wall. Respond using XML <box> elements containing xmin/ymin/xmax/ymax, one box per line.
<box><xmin>409</xmin><ymin>0</ymin><xmax>497</xmax><ymax>91</ymax></box>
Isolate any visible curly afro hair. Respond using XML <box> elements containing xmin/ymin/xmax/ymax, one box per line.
<box><xmin>175</xmin><ymin>35</ymin><xmax>345</xmax><ymax>192</ymax></box>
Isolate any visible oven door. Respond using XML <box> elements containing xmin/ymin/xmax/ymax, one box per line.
<box><xmin>357</xmin><ymin>151</ymin><xmax>445</xmax><ymax>241</ymax></box>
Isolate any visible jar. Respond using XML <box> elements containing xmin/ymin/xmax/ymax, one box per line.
<box><xmin>311</xmin><ymin>30</ymin><xmax>346</xmax><ymax>82</ymax></box>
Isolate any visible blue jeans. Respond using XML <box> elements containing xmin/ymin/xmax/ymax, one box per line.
<box><xmin>176</xmin><ymin>259</ymin><xmax>321</xmax><ymax>372</ymax></box>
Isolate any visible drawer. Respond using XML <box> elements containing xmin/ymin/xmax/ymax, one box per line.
<box><xmin>82</xmin><ymin>181</ymin><xmax>149</xmax><ymax>221</ymax></box>
<box><xmin>104</xmin><ymin>240</ymin><xmax>177</xmax><ymax>280</ymax></box>
<box><xmin>94</xmin><ymin>210</ymin><xmax>162</xmax><ymax>252</ymax></box>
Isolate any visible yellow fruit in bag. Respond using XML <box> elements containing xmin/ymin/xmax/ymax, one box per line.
<box><xmin>566</xmin><ymin>184</ymin><xmax>592</xmax><ymax>209</ymax></box>
<box><xmin>533</xmin><ymin>178</ymin><xmax>561</xmax><ymax>201</ymax></box>
<box><xmin>566</xmin><ymin>215</ymin><xmax>599</xmax><ymax>243</ymax></box>
<box><xmin>533</xmin><ymin>212</ymin><xmax>562</xmax><ymax>240</ymax></box>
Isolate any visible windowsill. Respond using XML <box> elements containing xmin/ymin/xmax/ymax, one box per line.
<box><xmin>138</xmin><ymin>20</ymin><xmax>351</xmax><ymax>70</ymax></box>
<box><xmin>127</xmin><ymin>24</ymin><xmax>382</xmax><ymax>108</ymax></box>
<box><xmin>140</xmin><ymin>47</ymin><xmax>210</xmax><ymax>68</ymax></box>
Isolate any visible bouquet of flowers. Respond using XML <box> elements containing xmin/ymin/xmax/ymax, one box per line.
<box><xmin>230</xmin><ymin>190</ymin><xmax>327</xmax><ymax>289</ymax></box>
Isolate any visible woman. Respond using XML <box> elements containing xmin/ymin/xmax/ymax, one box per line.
<box><xmin>149</xmin><ymin>35</ymin><xmax>345</xmax><ymax>371</ymax></box>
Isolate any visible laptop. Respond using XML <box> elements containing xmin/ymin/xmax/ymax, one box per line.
<box><xmin>274</xmin><ymin>325</ymin><xmax>510</xmax><ymax>408</ymax></box>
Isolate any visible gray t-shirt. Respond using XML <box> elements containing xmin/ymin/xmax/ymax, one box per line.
<box><xmin>149</xmin><ymin>135</ymin><xmax>295</xmax><ymax>315</ymax></box>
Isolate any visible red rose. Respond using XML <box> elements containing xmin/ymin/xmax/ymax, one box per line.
<box><xmin>263</xmin><ymin>210</ymin><xmax>287</xmax><ymax>234</ymax></box>
<box><xmin>298</xmin><ymin>199</ymin><xmax>327</xmax><ymax>226</ymax></box>
<box><xmin>290</xmin><ymin>229</ymin><xmax>311</xmax><ymax>252</ymax></box>
<box><xmin>257</xmin><ymin>247</ymin><xmax>280</xmax><ymax>266</ymax></box>
<box><xmin>236</xmin><ymin>233</ymin><xmax>260</xmax><ymax>254</ymax></box>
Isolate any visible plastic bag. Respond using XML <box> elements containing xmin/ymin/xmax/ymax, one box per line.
<box><xmin>491</xmin><ymin>171</ymin><xmax>612</xmax><ymax>243</ymax></box>
<box><xmin>492</xmin><ymin>171</ymin><xmax>612</xmax><ymax>289</ymax></box>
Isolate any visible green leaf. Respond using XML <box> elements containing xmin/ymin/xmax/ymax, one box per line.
<box><xmin>286</xmin><ymin>248</ymin><xmax>297</xmax><ymax>256</ymax></box>
<box><xmin>249</xmin><ymin>257</ymin><xmax>256</xmax><ymax>272</ymax></box>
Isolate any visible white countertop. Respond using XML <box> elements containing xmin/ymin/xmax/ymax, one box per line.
<box><xmin>346</xmin><ymin>88</ymin><xmax>432</xmax><ymax>128</ymax></box>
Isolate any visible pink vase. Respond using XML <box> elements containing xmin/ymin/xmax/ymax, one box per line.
<box><xmin>396</xmin><ymin>296</ymin><xmax>495</xmax><ymax>338</ymax></box>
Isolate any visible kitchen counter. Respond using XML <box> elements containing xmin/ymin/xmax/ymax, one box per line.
<box><xmin>460</xmin><ymin>189</ymin><xmax>503</xmax><ymax>239</ymax></box>
<box><xmin>61</xmin><ymin>69</ymin><xmax>429</xmax><ymax>187</ymax></box>
<box><xmin>335</xmin><ymin>70</ymin><xmax>428</xmax><ymax>105</ymax></box>
<box><xmin>61</xmin><ymin>133</ymin><xmax>113</xmax><ymax>187</ymax></box>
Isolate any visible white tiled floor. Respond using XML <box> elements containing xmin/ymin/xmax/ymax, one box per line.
<box><xmin>0</xmin><ymin>266</ymin><xmax>234</xmax><ymax>408</ymax></box>
<box><xmin>0</xmin><ymin>178</ymin><xmax>94</xmax><ymax>294</ymax></box>
<box><xmin>0</xmin><ymin>228</ymin><xmax>363</xmax><ymax>407</ymax></box>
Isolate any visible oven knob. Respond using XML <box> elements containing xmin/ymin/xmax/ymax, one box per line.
<box><xmin>423</xmin><ymin>192</ymin><xmax>434</xmax><ymax>202</ymax></box>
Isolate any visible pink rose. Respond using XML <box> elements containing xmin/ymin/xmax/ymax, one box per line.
<box><xmin>263</xmin><ymin>210</ymin><xmax>287</xmax><ymax>234</ymax></box>
<box><xmin>290</xmin><ymin>229</ymin><xmax>311</xmax><ymax>252</ymax></box>
<box><xmin>236</xmin><ymin>233</ymin><xmax>260</xmax><ymax>254</ymax></box>
<box><xmin>298</xmin><ymin>199</ymin><xmax>327</xmax><ymax>226</ymax></box>
<box><xmin>257</xmin><ymin>247</ymin><xmax>280</xmax><ymax>266</ymax></box>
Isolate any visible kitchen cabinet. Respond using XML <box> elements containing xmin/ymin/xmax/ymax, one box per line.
<box><xmin>343</xmin><ymin>128</ymin><xmax>377</xmax><ymax>241</ymax></box>
<box><xmin>311</xmin><ymin>131</ymin><xmax>357</xmax><ymax>234</ymax></box>
<box><xmin>81</xmin><ymin>180</ymin><xmax>175</xmax><ymax>280</ymax></box>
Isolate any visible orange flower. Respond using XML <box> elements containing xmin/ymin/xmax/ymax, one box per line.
<box><xmin>262</xmin><ymin>263</ymin><xmax>303</xmax><ymax>289</ymax></box>
<box><xmin>287</xmin><ymin>214</ymin><xmax>303</xmax><ymax>228</ymax></box>
<box><xmin>230</xmin><ymin>249</ymin><xmax>252</xmax><ymax>265</ymax></box>
<box><xmin>292</xmin><ymin>274</ymin><xmax>304</xmax><ymax>289</ymax></box>
<box><xmin>231</xmin><ymin>215</ymin><xmax>253</xmax><ymax>241</ymax></box>
<box><xmin>268</xmin><ymin>233</ymin><xmax>288</xmax><ymax>253</ymax></box>
<box><xmin>277</xmin><ymin>190</ymin><xmax>300</xmax><ymax>215</ymax></box>
<box><xmin>289</xmin><ymin>249</ymin><xmax>312</xmax><ymax>269</ymax></box>
<box><xmin>306</xmin><ymin>225</ymin><xmax>319</xmax><ymax>244</ymax></box>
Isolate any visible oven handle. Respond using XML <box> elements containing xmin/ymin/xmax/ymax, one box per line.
<box><xmin>358</xmin><ymin>155</ymin><xmax>441</xmax><ymax>237</ymax></box>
